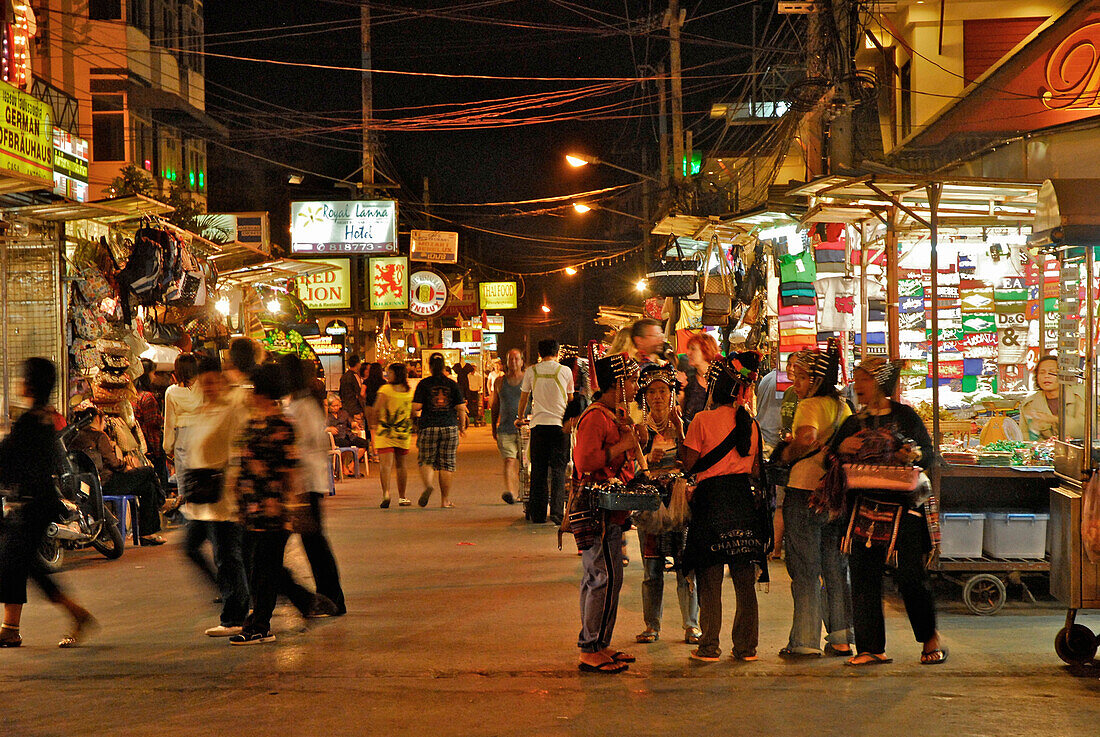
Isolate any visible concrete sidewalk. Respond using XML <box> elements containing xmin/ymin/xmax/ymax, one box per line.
<box><xmin>1</xmin><ymin>425</ymin><xmax>1098</xmax><ymax>737</ymax></box>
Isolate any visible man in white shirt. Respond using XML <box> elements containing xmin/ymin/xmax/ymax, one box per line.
<box><xmin>516</xmin><ymin>338</ymin><xmax>573</xmax><ymax>524</ymax></box>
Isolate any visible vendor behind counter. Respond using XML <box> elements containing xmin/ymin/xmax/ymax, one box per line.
<box><xmin>1018</xmin><ymin>355</ymin><xmax>1085</xmax><ymax>442</ymax></box>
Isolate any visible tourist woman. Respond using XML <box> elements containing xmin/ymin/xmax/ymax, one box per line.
<box><xmin>372</xmin><ymin>362</ymin><xmax>415</xmax><ymax>508</ymax></box>
<box><xmin>0</xmin><ymin>358</ymin><xmax>95</xmax><ymax>648</ymax></box>
<box><xmin>831</xmin><ymin>357</ymin><xmax>945</xmax><ymax>666</ymax></box>
<box><xmin>778</xmin><ymin>340</ymin><xmax>853</xmax><ymax>658</ymax></box>
<box><xmin>681</xmin><ymin>332</ymin><xmax>719</xmax><ymax>425</ymax></box>
<box><xmin>164</xmin><ymin>353</ymin><xmax>202</xmax><ymax>496</ymax></box>
<box><xmin>571</xmin><ymin>352</ymin><xmax>641</xmax><ymax>674</ymax></box>
<box><xmin>632</xmin><ymin>365</ymin><xmax>700</xmax><ymax>646</ymax></box>
<box><xmin>678</xmin><ymin>352</ymin><xmax>771</xmax><ymax>662</ymax></box>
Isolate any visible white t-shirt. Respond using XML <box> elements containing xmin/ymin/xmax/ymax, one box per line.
<box><xmin>520</xmin><ymin>360</ymin><xmax>574</xmax><ymax>427</ymax></box>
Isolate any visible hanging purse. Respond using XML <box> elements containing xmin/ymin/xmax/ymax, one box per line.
<box><xmin>646</xmin><ymin>237</ymin><xmax>701</xmax><ymax>298</ymax></box>
<box><xmin>700</xmin><ymin>235</ymin><xmax>733</xmax><ymax>326</ymax></box>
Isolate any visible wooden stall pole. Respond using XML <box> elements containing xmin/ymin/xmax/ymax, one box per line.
<box><xmin>885</xmin><ymin>206</ymin><xmax>901</xmax><ymax>361</ymax></box>
<box><xmin>928</xmin><ymin>183</ymin><xmax>943</xmax><ymax>453</ymax></box>
<box><xmin>860</xmin><ymin>220</ymin><xmax>869</xmax><ymax>362</ymax></box>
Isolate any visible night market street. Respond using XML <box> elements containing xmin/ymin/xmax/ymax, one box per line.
<box><xmin>3</xmin><ymin>426</ymin><xmax>1098</xmax><ymax>737</ymax></box>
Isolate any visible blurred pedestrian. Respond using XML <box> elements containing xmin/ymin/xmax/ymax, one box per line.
<box><xmin>517</xmin><ymin>339</ymin><xmax>573</xmax><ymax>524</ymax></box>
<box><xmin>132</xmin><ymin>357</ymin><xmax>167</xmax><ymax>489</ymax></box>
<box><xmin>491</xmin><ymin>349</ymin><xmax>525</xmax><ymax>505</ymax></box>
<box><xmin>0</xmin><ymin>358</ymin><xmax>95</xmax><ymax>648</ymax></box>
<box><xmin>164</xmin><ymin>353</ymin><xmax>201</xmax><ymax>501</ymax></box>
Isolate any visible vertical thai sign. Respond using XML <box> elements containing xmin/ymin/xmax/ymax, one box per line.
<box><xmin>368</xmin><ymin>256</ymin><xmax>409</xmax><ymax>311</ymax></box>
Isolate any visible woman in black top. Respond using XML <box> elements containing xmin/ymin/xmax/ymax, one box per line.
<box><xmin>830</xmin><ymin>357</ymin><xmax>945</xmax><ymax>666</ymax></box>
<box><xmin>0</xmin><ymin>358</ymin><xmax>95</xmax><ymax>648</ymax></box>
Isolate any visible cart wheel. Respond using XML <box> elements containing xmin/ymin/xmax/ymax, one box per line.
<box><xmin>1054</xmin><ymin>624</ymin><xmax>1098</xmax><ymax>665</ymax></box>
<box><xmin>961</xmin><ymin>574</ymin><xmax>1007</xmax><ymax>616</ymax></box>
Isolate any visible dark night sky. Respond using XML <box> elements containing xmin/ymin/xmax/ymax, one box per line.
<box><xmin>203</xmin><ymin>1</ymin><xmax>768</xmax><ymax>341</ymax></box>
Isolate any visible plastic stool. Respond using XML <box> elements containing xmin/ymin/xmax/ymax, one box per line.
<box><xmin>328</xmin><ymin>464</ymin><xmax>337</xmax><ymax>496</ymax></box>
<box><xmin>336</xmin><ymin>447</ymin><xmax>361</xmax><ymax>478</ymax></box>
<box><xmin>102</xmin><ymin>495</ymin><xmax>139</xmax><ymax>546</ymax></box>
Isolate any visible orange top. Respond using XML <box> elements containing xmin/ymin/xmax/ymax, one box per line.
<box><xmin>683</xmin><ymin>404</ymin><xmax>758</xmax><ymax>481</ymax></box>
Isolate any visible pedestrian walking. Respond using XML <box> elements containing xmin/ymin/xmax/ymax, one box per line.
<box><xmin>0</xmin><ymin>358</ymin><xmax>96</xmax><ymax>648</ymax></box>
<box><xmin>517</xmin><ymin>339</ymin><xmax>573</xmax><ymax>524</ymax></box>
<box><xmin>340</xmin><ymin>354</ymin><xmax>365</xmax><ymax>426</ymax></box>
<box><xmin>412</xmin><ymin>352</ymin><xmax>467</xmax><ymax>508</ymax></box>
<box><xmin>491</xmin><ymin>349</ymin><xmax>525</xmax><ymax>505</ymax></box>
<box><xmin>281</xmin><ymin>354</ymin><xmax>346</xmax><ymax>616</ymax></box>
<box><xmin>678</xmin><ymin>353</ymin><xmax>771</xmax><ymax>662</ymax></box>
<box><xmin>164</xmin><ymin>353</ymin><xmax>202</xmax><ymax>500</ymax></box>
<box><xmin>372</xmin><ymin>362</ymin><xmax>414</xmax><ymax>507</ymax></box>
<box><xmin>183</xmin><ymin>356</ymin><xmax>251</xmax><ymax>638</ymax></box>
<box><xmin>362</xmin><ymin>362</ymin><xmax>386</xmax><ymax>463</ymax></box>
<box><xmin>571</xmin><ymin>352</ymin><xmax>641</xmax><ymax>674</ymax></box>
<box><xmin>830</xmin><ymin>358</ymin><xmax>945</xmax><ymax>666</ymax></box>
<box><xmin>777</xmin><ymin>340</ymin><xmax>854</xmax><ymax>658</ymax></box>
<box><xmin>631</xmin><ymin>365</ymin><xmax>700</xmax><ymax>646</ymax></box>
<box><xmin>132</xmin><ymin>358</ymin><xmax>167</xmax><ymax>489</ymax></box>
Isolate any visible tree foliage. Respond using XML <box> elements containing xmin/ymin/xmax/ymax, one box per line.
<box><xmin>107</xmin><ymin>164</ymin><xmax>206</xmax><ymax>232</ymax></box>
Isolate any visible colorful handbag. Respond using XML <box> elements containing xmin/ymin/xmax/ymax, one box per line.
<box><xmin>841</xmin><ymin>463</ymin><xmax>921</xmax><ymax>492</ymax></box>
<box><xmin>700</xmin><ymin>236</ymin><xmax>733</xmax><ymax>326</ymax></box>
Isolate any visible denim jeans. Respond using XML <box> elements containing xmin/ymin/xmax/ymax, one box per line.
<box><xmin>528</xmin><ymin>425</ymin><xmax>567</xmax><ymax>523</ymax></box>
<box><xmin>578</xmin><ymin>522</ymin><xmax>624</xmax><ymax>653</ymax></box>
<box><xmin>638</xmin><ymin>532</ymin><xmax>698</xmax><ymax>633</ymax></box>
<box><xmin>782</xmin><ymin>487</ymin><xmax>853</xmax><ymax>652</ymax></box>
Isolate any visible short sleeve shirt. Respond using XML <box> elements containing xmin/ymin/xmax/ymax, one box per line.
<box><xmin>413</xmin><ymin>375</ymin><xmax>465</xmax><ymax>428</ymax></box>
<box><xmin>788</xmin><ymin>396</ymin><xmax>851</xmax><ymax>490</ymax></box>
<box><xmin>520</xmin><ymin>360</ymin><xmax>574</xmax><ymax>427</ymax></box>
<box><xmin>683</xmin><ymin>405</ymin><xmax>758</xmax><ymax>482</ymax></box>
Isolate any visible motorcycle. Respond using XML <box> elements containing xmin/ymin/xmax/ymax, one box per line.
<box><xmin>35</xmin><ymin>414</ymin><xmax>125</xmax><ymax>571</ymax></box>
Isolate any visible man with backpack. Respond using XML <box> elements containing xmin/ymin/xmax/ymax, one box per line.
<box><xmin>516</xmin><ymin>339</ymin><xmax>573</xmax><ymax>525</ymax></box>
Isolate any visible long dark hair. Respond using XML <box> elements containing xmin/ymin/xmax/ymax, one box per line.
<box><xmin>387</xmin><ymin>362</ymin><xmax>410</xmax><ymax>392</ymax></box>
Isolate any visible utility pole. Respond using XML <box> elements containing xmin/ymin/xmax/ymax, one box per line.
<box><xmin>666</xmin><ymin>0</ymin><xmax>685</xmax><ymax>180</ymax></box>
<box><xmin>656</xmin><ymin>62</ymin><xmax>669</xmax><ymax>193</ymax></box>
<box><xmin>423</xmin><ymin>176</ymin><xmax>430</xmax><ymax>224</ymax></box>
<box><xmin>361</xmin><ymin>1</ymin><xmax>374</xmax><ymax>191</ymax></box>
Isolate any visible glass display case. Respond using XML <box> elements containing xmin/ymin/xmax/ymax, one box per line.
<box><xmin>1052</xmin><ymin>244</ymin><xmax>1097</xmax><ymax>481</ymax></box>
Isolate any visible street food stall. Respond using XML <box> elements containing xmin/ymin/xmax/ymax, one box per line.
<box><xmin>1026</xmin><ymin>180</ymin><xmax>1100</xmax><ymax>663</ymax></box>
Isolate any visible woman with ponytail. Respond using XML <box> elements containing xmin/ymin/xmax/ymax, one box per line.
<box><xmin>677</xmin><ymin>351</ymin><xmax>771</xmax><ymax>662</ymax></box>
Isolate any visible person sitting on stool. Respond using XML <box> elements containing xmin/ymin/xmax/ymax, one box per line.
<box><xmin>325</xmin><ymin>396</ymin><xmax>369</xmax><ymax>476</ymax></box>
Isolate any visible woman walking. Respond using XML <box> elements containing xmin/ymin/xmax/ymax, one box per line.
<box><xmin>0</xmin><ymin>358</ymin><xmax>95</xmax><ymax>648</ymax></box>
<box><xmin>571</xmin><ymin>352</ymin><xmax>641</xmax><ymax>674</ymax></box>
<box><xmin>372</xmin><ymin>362</ymin><xmax>414</xmax><ymax>508</ymax></box>
<box><xmin>632</xmin><ymin>365</ymin><xmax>700</xmax><ymax>646</ymax></box>
<box><xmin>831</xmin><ymin>358</ymin><xmax>945</xmax><ymax>666</ymax></box>
<box><xmin>778</xmin><ymin>340</ymin><xmax>853</xmax><ymax>658</ymax></box>
<box><xmin>164</xmin><ymin>353</ymin><xmax>201</xmax><ymax>499</ymax></box>
<box><xmin>678</xmin><ymin>353</ymin><xmax>771</xmax><ymax>662</ymax></box>
<box><xmin>230</xmin><ymin>363</ymin><xmax>307</xmax><ymax>645</ymax></box>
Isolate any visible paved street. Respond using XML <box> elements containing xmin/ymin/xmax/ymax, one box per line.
<box><xmin>2</xmin><ymin>426</ymin><xmax>1099</xmax><ymax>737</ymax></box>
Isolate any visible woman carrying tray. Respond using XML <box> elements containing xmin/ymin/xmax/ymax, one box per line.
<box><xmin>632</xmin><ymin>364</ymin><xmax>700</xmax><ymax>646</ymax></box>
<box><xmin>828</xmin><ymin>357</ymin><xmax>946</xmax><ymax>666</ymax></box>
<box><xmin>678</xmin><ymin>352</ymin><xmax>771</xmax><ymax>662</ymax></box>
<box><xmin>570</xmin><ymin>352</ymin><xmax>641</xmax><ymax>674</ymax></box>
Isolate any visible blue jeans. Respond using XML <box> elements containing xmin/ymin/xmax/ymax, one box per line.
<box><xmin>638</xmin><ymin>532</ymin><xmax>698</xmax><ymax>633</ymax></box>
<box><xmin>782</xmin><ymin>487</ymin><xmax>853</xmax><ymax>652</ymax></box>
<box><xmin>578</xmin><ymin>522</ymin><xmax>624</xmax><ymax>652</ymax></box>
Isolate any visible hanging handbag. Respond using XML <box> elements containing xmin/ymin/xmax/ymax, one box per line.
<box><xmin>700</xmin><ymin>236</ymin><xmax>733</xmax><ymax>326</ymax></box>
<box><xmin>143</xmin><ymin>314</ymin><xmax>182</xmax><ymax>345</ymax></box>
<box><xmin>841</xmin><ymin>463</ymin><xmax>921</xmax><ymax>492</ymax></box>
<box><xmin>646</xmin><ymin>237</ymin><xmax>701</xmax><ymax>298</ymax></box>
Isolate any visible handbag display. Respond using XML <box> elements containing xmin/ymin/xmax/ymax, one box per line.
<box><xmin>700</xmin><ymin>236</ymin><xmax>734</xmax><ymax>326</ymax></box>
<box><xmin>181</xmin><ymin>468</ymin><xmax>225</xmax><ymax>505</ymax></box>
<box><xmin>646</xmin><ymin>238</ymin><xmax>701</xmax><ymax>298</ymax></box>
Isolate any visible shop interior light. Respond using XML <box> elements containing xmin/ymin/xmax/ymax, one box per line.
<box><xmin>564</xmin><ymin>267</ymin><xmax>578</xmax><ymax>275</ymax></box>
<box><xmin>266</xmin><ymin>298</ymin><xmax>281</xmax><ymax>313</ymax></box>
<box><xmin>396</xmin><ymin>338</ymin><xmax>406</xmax><ymax>348</ymax></box>
<box><xmin>572</xmin><ymin>203</ymin><xmax>592</xmax><ymax>214</ymax></box>
<box><xmin>635</xmin><ymin>279</ymin><xmax>648</xmax><ymax>293</ymax></box>
<box><xmin>214</xmin><ymin>297</ymin><xmax>231</xmax><ymax>316</ymax></box>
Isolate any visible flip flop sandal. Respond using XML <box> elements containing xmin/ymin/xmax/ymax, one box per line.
<box><xmin>398</xmin><ymin>498</ymin><xmax>412</xmax><ymax>506</ymax></box>
<box><xmin>579</xmin><ymin>660</ymin><xmax>628</xmax><ymax>674</ymax></box>
<box><xmin>824</xmin><ymin>643</ymin><xmax>853</xmax><ymax>657</ymax></box>
<box><xmin>778</xmin><ymin>647</ymin><xmax>821</xmax><ymax>660</ymax></box>
<box><xmin>845</xmin><ymin>653</ymin><xmax>893</xmax><ymax>666</ymax></box>
<box><xmin>417</xmin><ymin>489</ymin><xmax>432</xmax><ymax>507</ymax></box>
<box><xmin>684</xmin><ymin>628</ymin><xmax>701</xmax><ymax>644</ymax></box>
<box><xmin>920</xmin><ymin>648</ymin><xmax>949</xmax><ymax>665</ymax></box>
<box><xmin>380</xmin><ymin>498</ymin><xmax>391</xmax><ymax>509</ymax></box>
<box><xmin>690</xmin><ymin>649</ymin><xmax>721</xmax><ymax>662</ymax></box>
<box><xmin>610</xmin><ymin>651</ymin><xmax>635</xmax><ymax>663</ymax></box>
<box><xmin>636</xmin><ymin>630</ymin><xmax>660</xmax><ymax>644</ymax></box>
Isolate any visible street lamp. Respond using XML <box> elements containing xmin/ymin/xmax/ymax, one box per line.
<box><xmin>635</xmin><ymin>279</ymin><xmax>648</xmax><ymax>293</ymax></box>
<box><xmin>564</xmin><ymin>152</ymin><xmax>660</xmax><ymax>183</ymax></box>
<box><xmin>266</xmin><ymin>298</ymin><xmax>281</xmax><ymax>313</ymax></box>
<box><xmin>564</xmin><ymin>267</ymin><xmax>578</xmax><ymax>275</ymax></box>
<box><xmin>540</xmin><ymin>304</ymin><xmax>551</xmax><ymax>314</ymax></box>
<box><xmin>572</xmin><ymin>202</ymin><xmax>645</xmax><ymax>222</ymax></box>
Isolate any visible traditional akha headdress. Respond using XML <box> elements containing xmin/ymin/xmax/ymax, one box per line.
<box><xmin>588</xmin><ymin>340</ymin><xmax>639</xmax><ymax>403</ymax></box>
<box><xmin>791</xmin><ymin>338</ymin><xmax>840</xmax><ymax>392</ymax></box>
<box><xmin>706</xmin><ymin>350</ymin><xmax>761</xmax><ymax>401</ymax></box>
<box><xmin>635</xmin><ymin>364</ymin><xmax>679</xmax><ymax>413</ymax></box>
<box><xmin>856</xmin><ymin>356</ymin><xmax>905</xmax><ymax>397</ymax></box>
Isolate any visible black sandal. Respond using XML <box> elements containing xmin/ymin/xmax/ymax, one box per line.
<box><xmin>579</xmin><ymin>659</ymin><xmax>628</xmax><ymax>673</ymax></box>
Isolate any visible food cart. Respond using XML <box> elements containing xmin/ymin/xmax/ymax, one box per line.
<box><xmin>1028</xmin><ymin>180</ymin><xmax>1100</xmax><ymax>664</ymax></box>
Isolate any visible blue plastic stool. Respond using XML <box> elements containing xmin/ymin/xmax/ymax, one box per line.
<box><xmin>102</xmin><ymin>495</ymin><xmax>139</xmax><ymax>546</ymax></box>
<box><xmin>336</xmin><ymin>447</ymin><xmax>361</xmax><ymax>478</ymax></box>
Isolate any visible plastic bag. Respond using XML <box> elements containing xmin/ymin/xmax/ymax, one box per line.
<box><xmin>1083</xmin><ymin>470</ymin><xmax>1100</xmax><ymax>564</ymax></box>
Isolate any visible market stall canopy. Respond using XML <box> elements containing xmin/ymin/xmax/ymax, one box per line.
<box><xmin>1030</xmin><ymin>179</ymin><xmax>1100</xmax><ymax>246</ymax></box>
<box><xmin>84</xmin><ymin>194</ymin><xmax>175</xmax><ymax>223</ymax></box>
<box><xmin>651</xmin><ymin>213</ymin><xmax>747</xmax><ymax>244</ymax></box>
<box><xmin>218</xmin><ymin>259</ymin><xmax>338</xmax><ymax>288</ymax></box>
<box><xmin>2</xmin><ymin>194</ymin><xmax>174</xmax><ymax>222</ymax></box>
<box><xmin>788</xmin><ymin>175</ymin><xmax>1041</xmax><ymax>229</ymax></box>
